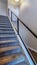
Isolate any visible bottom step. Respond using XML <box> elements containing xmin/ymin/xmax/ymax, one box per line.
<box><xmin>5</xmin><ymin>55</ymin><xmax>26</xmax><ymax>65</ymax></box>
<box><xmin>0</xmin><ymin>54</ymin><xmax>21</xmax><ymax>65</ymax></box>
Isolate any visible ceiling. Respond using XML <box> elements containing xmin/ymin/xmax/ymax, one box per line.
<box><xmin>8</xmin><ymin>0</ymin><xmax>24</xmax><ymax>7</ymax></box>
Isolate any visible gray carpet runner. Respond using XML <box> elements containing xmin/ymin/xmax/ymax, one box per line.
<box><xmin>0</xmin><ymin>16</ymin><xmax>28</xmax><ymax>65</ymax></box>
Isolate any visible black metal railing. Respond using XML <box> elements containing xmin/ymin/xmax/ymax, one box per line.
<box><xmin>8</xmin><ymin>8</ymin><xmax>36</xmax><ymax>65</ymax></box>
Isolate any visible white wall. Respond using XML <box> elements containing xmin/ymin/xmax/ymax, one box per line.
<box><xmin>8</xmin><ymin>4</ymin><xmax>19</xmax><ymax>18</ymax></box>
<box><xmin>19</xmin><ymin>0</ymin><xmax>37</xmax><ymax>51</ymax></box>
<box><xmin>0</xmin><ymin>0</ymin><xmax>8</xmax><ymax>16</ymax></box>
<box><xmin>8</xmin><ymin>0</ymin><xmax>37</xmax><ymax>52</ymax></box>
<box><xmin>8</xmin><ymin>4</ymin><xmax>19</xmax><ymax>30</ymax></box>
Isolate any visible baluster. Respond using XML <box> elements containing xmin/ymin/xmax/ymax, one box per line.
<box><xmin>17</xmin><ymin>18</ymin><xmax>19</xmax><ymax>35</ymax></box>
<box><xmin>8</xmin><ymin>9</ymin><xmax>9</xmax><ymax>16</ymax></box>
<box><xmin>11</xmin><ymin>11</ymin><xmax>12</xmax><ymax>21</ymax></box>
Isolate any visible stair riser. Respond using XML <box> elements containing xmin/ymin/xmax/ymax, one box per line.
<box><xmin>0</xmin><ymin>32</ymin><xmax>15</xmax><ymax>35</ymax></box>
<box><xmin>0</xmin><ymin>36</ymin><xmax>17</xmax><ymax>41</ymax></box>
<box><xmin>0</xmin><ymin>22</ymin><xmax>10</xmax><ymax>23</ymax></box>
<box><xmin>0</xmin><ymin>26</ymin><xmax>12</xmax><ymax>28</ymax></box>
<box><xmin>0</xmin><ymin>23</ymin><xmax>11</xmax><ymax>26</ymax></box>
<box><xmin>0</xmin><ymin>25</ymin><xmax>11</xmax><ymax>27</ymax></box>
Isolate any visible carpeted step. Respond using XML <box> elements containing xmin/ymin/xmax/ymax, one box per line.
<box><xmin>0</xmin><ymin>31</ymin><xmax>15</xmax><ymax>35</ymax></box>
<box><xmin>0</xmin><ymin>34</ymin><xmax>16</xmax><ymax>37</ymax></box>
<box><xmin>0</xmin><ymin>46</ymin><xmax>20</xmax><ymax>53</ymax></box>
<box><xmin>0</xmin><ymin>25</ymin><xmax>12</xmax><ymax>27</ymax></box>
<box><xmin>0</xmin><ymin>21</ymin><xmax>10</xmax><ymax>24</ymax></box>
<box><xmin>0</xmin><ymin>41</ymin><xmax>19</xmax><ymax>48</ymax></box>
<box><xmin>0</xmin><ymin>26</ymin><xmax>12</xmax><ymax>28</ymax></box>
<box><xmin>5</xmin><ymin>55</ymin><xmax>25</xmax><ymax>65</ymax></box>
<box><xmin>0</xmin><ymin>54</ymin><xmax>22</xmax><ymax>65</ymax></box>
<box><xmin>0</xmin><ymin>30</ymin><xmax>14</xmax><ymax>33</ymax></box>
<box><xmin>0</xmin><ymin>36</ymin><xmax>18</xmax><ymax>41</ymax></box>
<box><xmin>0</xmin><ymin>47</ymin><xmax>22</xmax><ymax>57</ymax></box>
<box><xmin>0</xmin><ymin>23</ymin><xmax>11</xmax><ymax>26</ymax></box>
<box><xmin>0</xmin><ymin>39</ymin><xmax>18</xmax><ymax>44</ymax></box>
<box><xmin>0</xmin><ymin>22</ymin><xmax>10</xmax><ymax>24</ymax></box>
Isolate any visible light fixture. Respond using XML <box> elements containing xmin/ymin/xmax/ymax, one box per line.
<box><xmin>15</xmin><ymin>0</ymin><xmax>19</xmax><ymax>2</ymax></box>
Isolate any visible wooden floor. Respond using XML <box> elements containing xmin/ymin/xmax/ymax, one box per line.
<box><xmin>29</xmin><ymin>49</ymin><xmax>37</xmax><ymax>63</ymax></box>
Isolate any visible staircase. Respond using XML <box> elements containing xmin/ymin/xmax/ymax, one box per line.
<box><xmin>0</xmin><ymin>16</ymin><xmax>28</xmax><ymax>65</ymax></box>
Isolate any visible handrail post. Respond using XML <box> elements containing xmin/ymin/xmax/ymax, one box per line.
<box><xmin>8</xmin><ymin>9</ymin><xmax>9</xmax><ymax>16</ymax></box>
<box><xmin>17</xmin><ymin>18</ymin><xmax>19</xmax><ymax>35</ymax></box>
<box><xmin>11</xmin><ymin>11</ymin><xmax>12</xmax><ymax>21</ymax></box>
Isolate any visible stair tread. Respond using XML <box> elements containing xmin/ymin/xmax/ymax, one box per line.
<box><xmin>0</xmin><ymin>36</ymin><xmax>18</xmax><ymax>41</ymax></box>
<box><xmin>0</xmin><ymin>23</ymin><xmax>10</xmax><ymax>24</ymax></box>
<box><xmin>0</xmin><ymin>47</ymin><xmax>21</xmax><ymax>57</ymax></box>
<box><xmin>0</xmin><ymin>33</ymin><xmax>15</xmax><ymax>36</ymax></box>
<box><xmin>0</xmin><ymin>31</ymin><xmax>15</xmax><ymax>34</ymax></box>
<box><xmin>0</xmin><ymin>40</ymin><xmax>18</xmax><ymax>44</ymax></box>
<box><xmin>0</xmin><ymin>30</ymin><xmax>14</xmax><ymax>32</ymax></box>
<box><xmin>16</xmin><ymin>61</ymin><xmax>28</xmax><ymax>65</ymax></box>
<box><xmin>5</xmin><ymin>55</ymin><xmax>25</xmax><ymax>65</ymax></box>
<box><xmin>0</xmin><ymin>24</ymin><xmax>11</xmax><ymax>26</ymax></box>
<box><xmin>0</xmin><ymin>31</ymin><xmax>14</xmax><ymax>33</ymax></box>
<box><xmin>0</xmin><ymin>46</ymin><xmax>20</xmax><ymax>53</ymax></box>
<box><xmin>0</xmin><ymin>54</ymin><xmax>22</xmax><ymax>65</ymax></box>
<box><xmin>0</xmin><ymin>31</ymin><xmax>15</xmax><ymax>35</ymax></box>
<box><xmin>0</xmin><ymin>34</ymin><xmax>16</xmax><ymax>37</ymax></box>
<box><xmin>0</xmin><ymin>26</ymin><xmax>12</xmax><ymax>27</ymax></box>
<box><xmin>0</xmin><ymin>41</ymin><xmax>19</xmax><ymax>48</ymax></box>
<box><xmin>0</xmin><ymin>27</ymin><xmax>13</xmax><ymax>30</ymax></box>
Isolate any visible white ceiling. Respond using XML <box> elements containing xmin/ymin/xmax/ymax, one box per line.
<box><xmin>8</xmin><ymin>0</ymin><xmax>24</xmax><ymax>7</ymax></box>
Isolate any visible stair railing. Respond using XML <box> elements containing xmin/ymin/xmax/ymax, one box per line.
<box><xmin>8</xmin><ymin>8</ymin><xmax>37</xmax><ymax>65</ymax></box>
<box><xmin>8</xmin><ymin>9</ymin><xmax>37</xmax><ymax>38</ymax></box>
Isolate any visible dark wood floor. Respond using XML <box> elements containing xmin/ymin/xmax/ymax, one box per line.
<box><xmin>29</xmin><ymin>49</ymin><xmax>37</xmax><ymax>63</ymax></box>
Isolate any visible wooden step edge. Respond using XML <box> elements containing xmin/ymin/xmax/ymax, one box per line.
<box><xmin>29</xmin><ymin>48</ymin><xmax>37</xmax><ymax>63</ymax></box>
<box><xmin>0</xmin><ymin>46</ymin><xmax>20</xmax><ymax>53</ymax></box>
<box><xmin>0</xmin><ymin>54</ymin><xmax>22</xmax><ymax>65</ymax></box>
